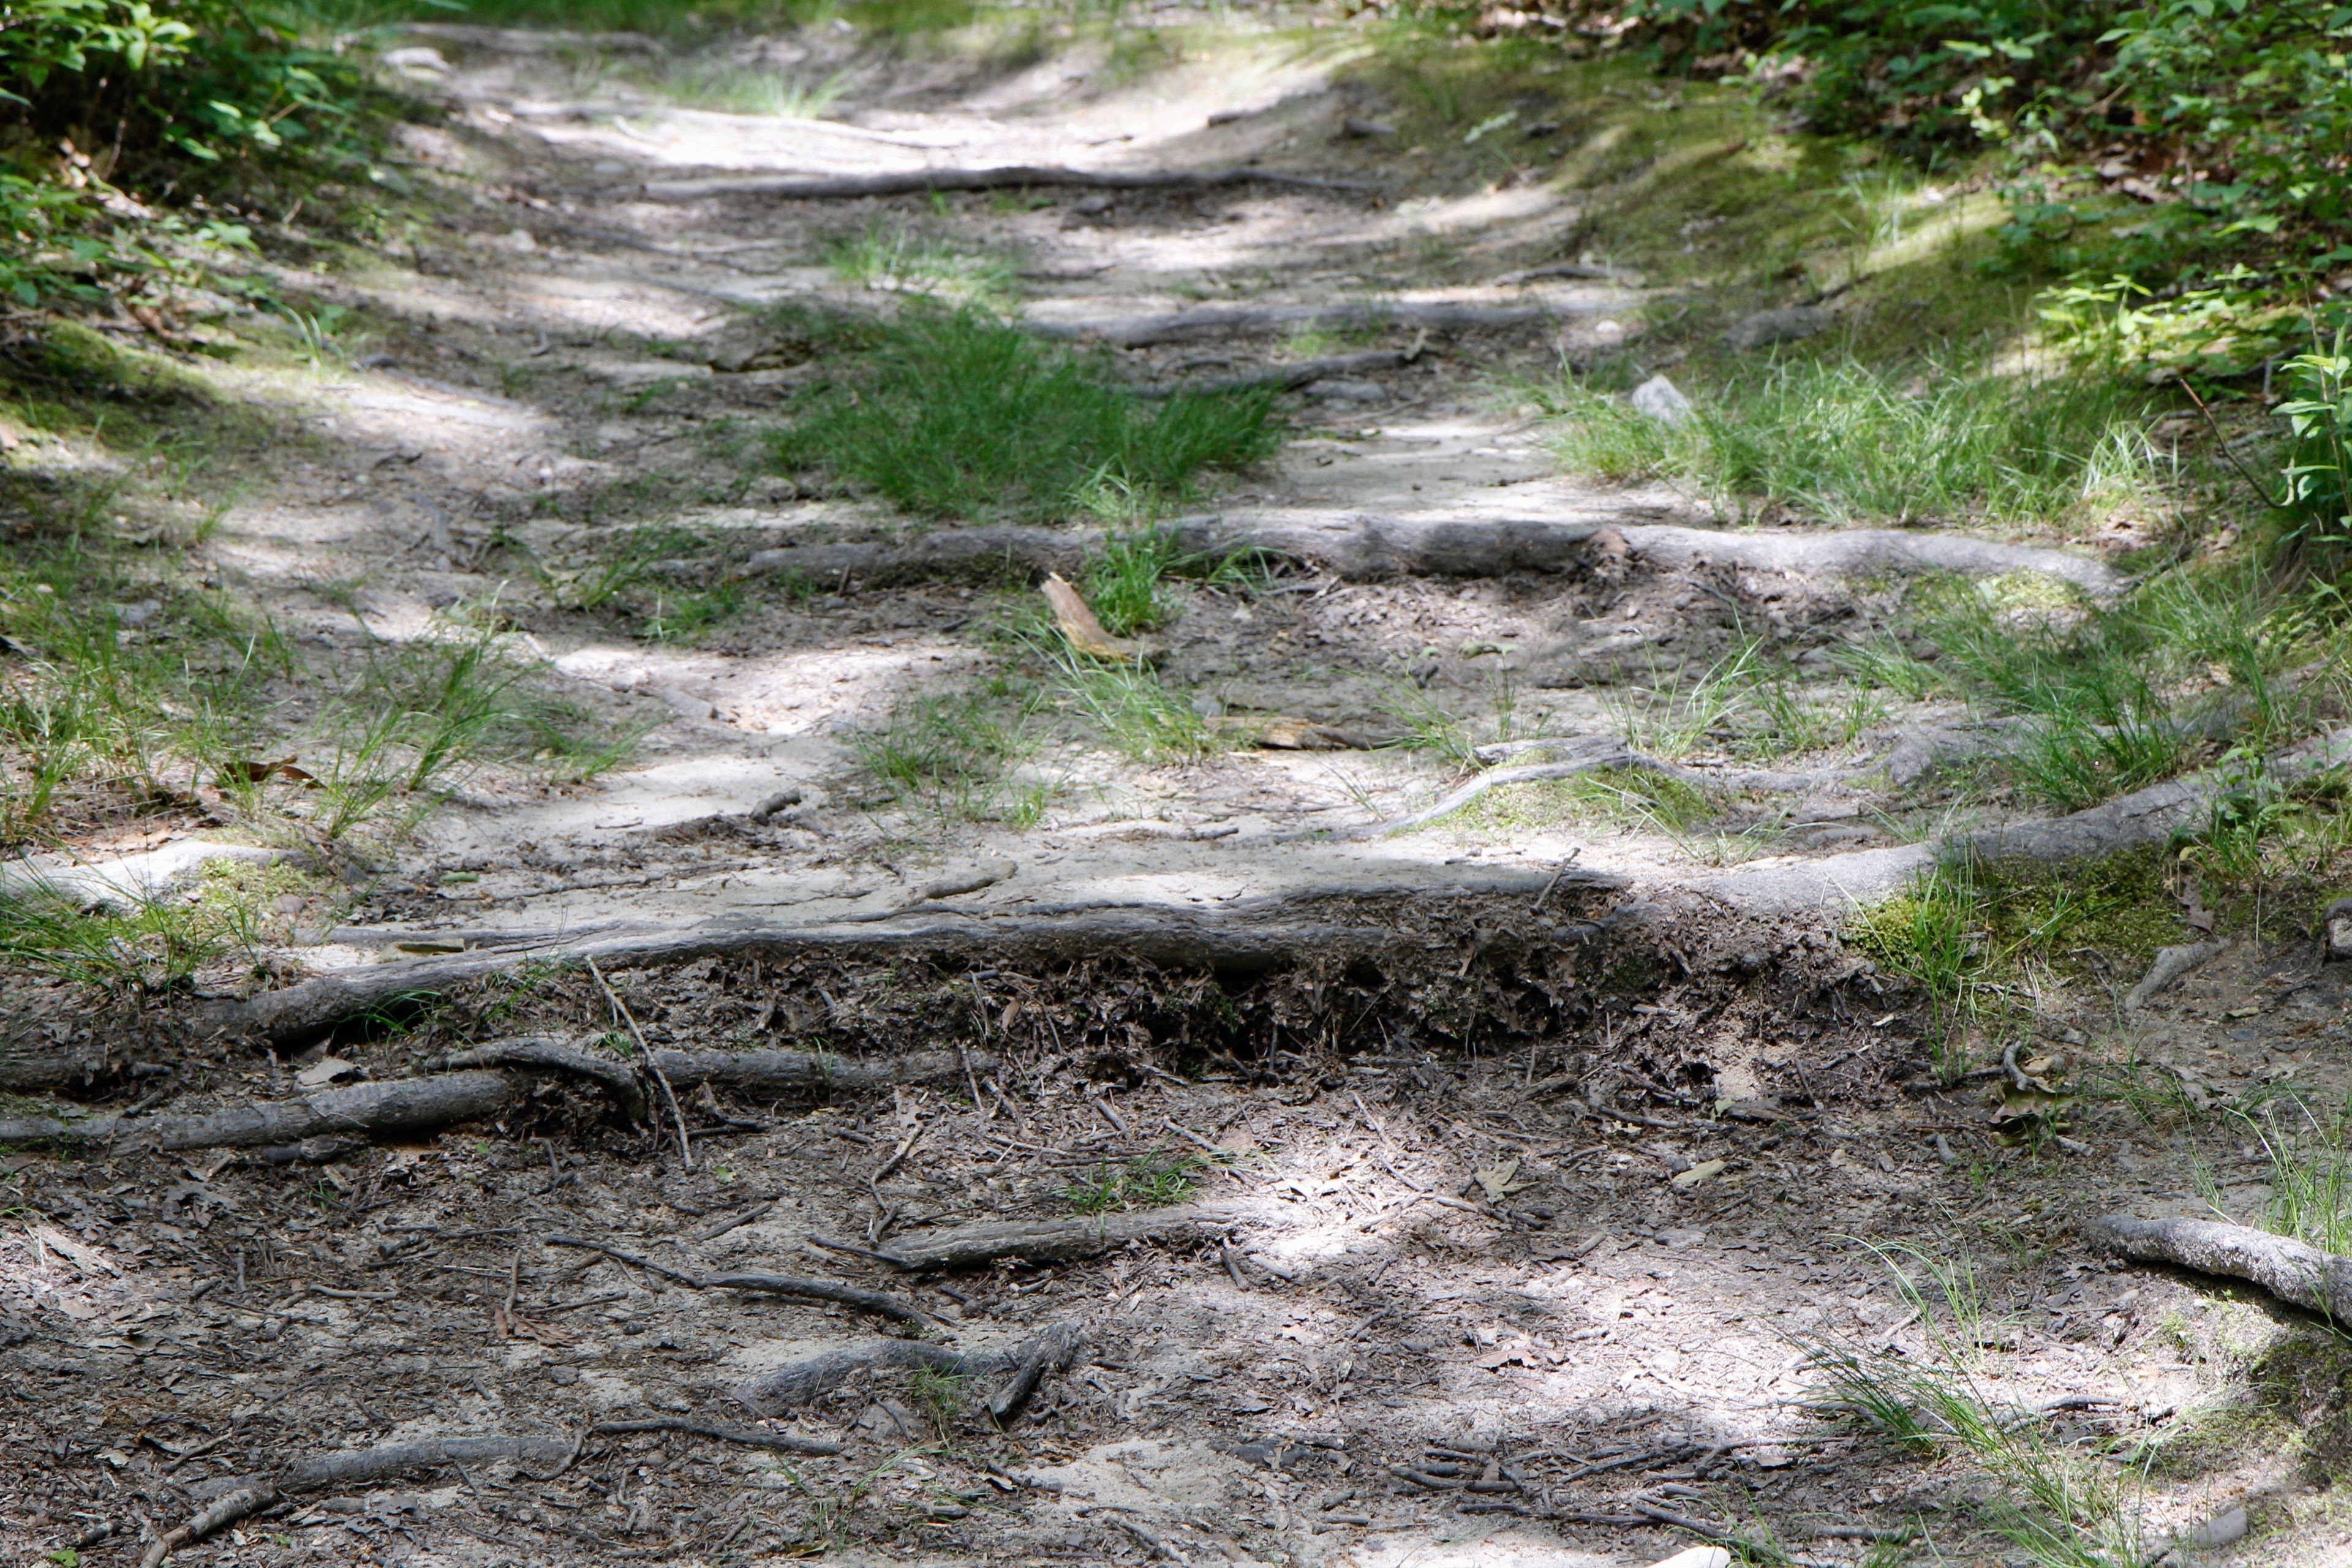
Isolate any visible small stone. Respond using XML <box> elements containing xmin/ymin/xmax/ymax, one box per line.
<box><xmin>1629</xmin><ymin>374</ymin><xmax>1694</xmax><ymax>426</ymax></box>
<box><xmin>1724</xmin><ymin>304</ymin><xmax>1833</xmax><ymax>351</ymax></box>
<box><xmin>751</xmin><ymin>788</ymin><xmax>804</xmax><ymax>822</ymax></box>
<box><xmin>1645</xmin><ymin>1548</ymin><xmax>1732</xmax><ymax>1568</ymax></box>
<box><xmin>1341</xmin><ymin>117</ymin><xmax>1395</xmax><ymax>137</ymax></box>
<box><xmin>2325</xmin><ymin>897</ymin><xmax>2352</xmax><ymax>958</ymax></box>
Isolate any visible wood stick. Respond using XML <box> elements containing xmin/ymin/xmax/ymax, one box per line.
<box><xmin>545</xmin><ymin>1235</ymin><xmax>937</xmax><ymax>1325</ymax></box>
<box><xmin>590</xmin><ymin>1417</ymin><xmax>844</xmax><ymax>1457</ymax></box>
<box><xmin>138</xmin><ymin>1484</ymin><xmax>276</xmax><ymax>1567</ymax></box>
<box><xmin>589</xmin><ymin>956</ymin><xmax>691</xmax><ymax>1170</ymax></box>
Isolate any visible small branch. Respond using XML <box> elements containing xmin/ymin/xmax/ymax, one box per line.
<box><xmin>590</xmin><ymin>1417</ymin><xmax>844</xmax><ymax>1457</ymax></box>
<box><xmin>545</xmin><ymin>1235</ymin><xmax>936</xmax><ymax>1325</ymax></box>
<box><xmin>589</xmin><ymin>956</ymin><xmax>690</xmax><ymax>1170</ymax></box>
<box><xmin>138</xmin><ymin>1484</ymin><xmax>276</xmax><ymax>1568</ymax></box>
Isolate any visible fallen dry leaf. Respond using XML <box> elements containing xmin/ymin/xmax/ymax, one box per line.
<box><xmin>1041</xmin><ymin>573</ymin><xmax>1140</xmax><ymax>660</ymax></box>
<box><xmin>1669</xmin><ymin>1158</ymin><xmax>1726</xmax><ymax>1189</ymax></box>
<box><xmin>1473</xmin><ymin>1158</ymin><xmax>1532</xmax><ymax>1201</ymax></box>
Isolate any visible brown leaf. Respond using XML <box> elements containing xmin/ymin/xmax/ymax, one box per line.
<box><xmin>222</xmin><ymin>756</ymin><xmax>312</xmax><ymax>785</ymax></box>
<box><xmin>1040</xmin><ymin>573</ymin><xmax>1138</xmax><ymax>660</ymax></box>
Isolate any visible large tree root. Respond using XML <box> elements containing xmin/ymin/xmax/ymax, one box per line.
<box><xmin>0</xmin><ymin>1045</ymin><xmax>997</xmax><ymax>1150</ymax></box>
<box><xmin>1703</xmin><ymin>725</ymin><xmax>2352</xmax><ymax>914</ymax></box>
<box><xmin>1131</xmin><ymin>349</ymin><xmax>1415</xmax><ymax>398</ymax></box>
<box><xmin>639</xmin><ymin>165</ymin><xmax>1372</xmax><ymax>202</ymax></box>
<box><xmin>183</xmin><ymin>874</ymin><xmax>1622</xmax><ymax>1046</ymax></box>
<box><xmin>1027</xmin><ymin>301</ymin><xmax>1559</xmax><ymax>347</ymax></box>
<box><xmin>287</xmin><ymin>1435</ymin><xmax>577</xmax><ymax>1491</ymax></box>
<box><xmin>546</xmin><ymin>1234</ymin><xmax>937</xmax><ymax>1325</ymax></box>
<box><xmin>2085</xmin><ymin>1214</ymin><xmax>2352</xmax><ymax>1321</ymax></box>
<box><xmin>837</xmin><ymin>1205</ymin><xmax>1238</xmax><ymax>1272</ymax></box>
<box><xmin>589</xmin><ymin>1417</ymin><xmax>843</xmax><ymax>1457</ymax></box>
<box><xmin>734</xmin><ymin>1321</ymin><xmax>1084</xmax><ymax>1415</ymax></box>
<box><xmin>735</xmin><ymin>514</ymin><xmax>2122</xmax><ymax>593</ymax></box>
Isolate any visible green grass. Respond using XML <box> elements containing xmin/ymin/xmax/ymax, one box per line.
<box><xmin>851</xmin><ymin>682</ymin><xmax>1046</xmax><ymax>824</ymax></box>
<box><xmin>2229</xmin><ymin>1098</ymin><xmax>2352</xmax><ymax>1257</ymax></box>
<box><xmin>771</xmin><ymin>305</ymin><xmax>1281</xmax><ymax>524</ymax></box>
<box><xmin>641</xmin><ymin>581</ymin><xmax>744</xmax><ymax>643</ymax></box>
<box><xmin>1077</xmin><ymin>526</ymin><xmax>1267</xmax><ymax>640</ymax></box>
<box><xmin>1036</xmin><ymin>641</ymin><xmax>1215</xmax><ymax>764</ymax></box>
<box><xmin>1064</xmin><ymin>1153</ymin><xmax>1199</xmax><ymax>1213</ymax></box>
<box><xmin>1866</xmin><ymin>565</ymin><xmax>2319</xmax><ymax>812</ymax></box>
<box><xmin>0</xmin><ymin>857</ymin><xmax>330</xmax><ymax>998</ymax></box>
<box><xmin>824</xmin><ymin>221</ymin><xmax>1018</xmax><ymax>309</ymax></box>
<box><xmin>1606</xmin><ymin>638</ymin><xmax>1882</xmax><ymax>764</ymax></box>
<box><xmin>1539</xmin><ymin>356</ymin><xmax>2162</xmax><ymax>532</ymax></box>
<box><xmin>1812</xmin><ymin>1243</ymin><xmax>2152</xmax><ymax>1568</ymax></box>
<box><xmin>1848</xmin><ymin>851</ymin><xmax>2179</xmax><ymax>1071</ymax></box>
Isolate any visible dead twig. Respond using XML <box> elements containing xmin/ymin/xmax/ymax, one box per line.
<box><xmin>138</xmin><ymin>1484</ymin><xmax>276</xmax><ymax>1568</ymax></box>
<box><xmin>588</xmin><ymin>956</ymin><xmax>692</xmax><ymax>1170</ymax></box>
<box><xmin>591</xmin><ymin>1417</ymin><xmax>845</xmax><ymax>1457</ymax></box>
<box><xmin>545</xmin><ymin>1235</ymin><xmax>937</xmax><ymax>1325</ymax></box>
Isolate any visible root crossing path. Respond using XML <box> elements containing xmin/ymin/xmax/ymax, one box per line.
<box><xmin>0</xmin><ymin>18</ymin><xmax>2296</xmax><ymax>1568</ymax></box>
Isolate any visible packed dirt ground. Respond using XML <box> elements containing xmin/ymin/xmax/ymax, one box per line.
<box><xmin>3</xmin><ymin>10</ymin><xmax>2351</xmax><ymax>1568</ymax></box>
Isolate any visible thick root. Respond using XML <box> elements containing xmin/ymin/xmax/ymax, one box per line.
<box><xmin>641</xmin><ymin>166</ymin><xmax>1372</xmax><ymax>202</ymax></box>
<box><xmin>848</xmin><ymin>1206</ymin><xmax>1238</xmax><ymax>1272</ymax></box>
<box><xmin>733</xmin><ymin>1322</ymin><xmax>1084</xmax><ymax>1415</ymax></box>
<box><xmin>0</xmin><ymin>1046</ymin><xmax>998</xmax><ymax>1152</ymax></box>
<box><xmin>2086</xmin><ymin>1214</ymin><xmax>2352</xmax><ymax>1321</ymax></box>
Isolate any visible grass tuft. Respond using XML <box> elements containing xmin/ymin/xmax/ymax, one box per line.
<box><xmin>772</xmin><ymin>305</ymin><xmax>1280</xmax><ymax>524</ymax></box>
<box><xmin>824</xmin><ymin>221</ymin><xmax>1018</xmax><ymax>307</ymax></box>
<box><xmin>851</xmin><ymin>682</ymin><xmax>1047</xmax><ymax>825</ymax></box>
<box><xmin>1064</xmin><ymin>1153</ymin><xmax>1199</xmax><ymax>1213</ymax></box>
<box><xmin>1539</xmin><ymin>356</ymin><xmax>2160</xmax><ymax>532</ymax></box>
<box><xmin>1812</xmin><ymin>1242</ymin><xmax>2152</xmax><ymax>1568</ymax></box>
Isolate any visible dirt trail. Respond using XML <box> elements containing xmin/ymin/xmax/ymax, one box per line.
<box><xmin>2</xmin><ymin>17</ymin><xmax>2342</xmax><ymax>1568</ymax></box>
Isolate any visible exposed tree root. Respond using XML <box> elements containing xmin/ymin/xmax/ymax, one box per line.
<box><xmin>2085</xmin><ymin>1214</ymin><xmax>2352</xmax><ymax>1321</ymax></box>
<box><xmin>183</xmin><ymin>878</ymin><xmax>1623</xmax><ymax>1045</ymax></box>
<box><xmin>1028</xmin><ymin>301</ymin><xmax>1559</xmax><ymax>347</ymax></box>
<box><xmin>1131</xmin><ymin>349</ymin><xmax>1413</xmax><ymax>398</ymax></box>
<box><xmin>1705</xmin><ymin>726</ymin><xmax>2352</xmax><ymax>914</ymax></box>
<box><xmin>429</xmin><ymin>1036</ymin><xmax>649</xmax><ymax>1122</ymax></box>
<box><xmin>2122</xmin><ymin>942</ymin><xmax>2225</xmax><ymax>1011</ymax></box>
<box><xmin>733</xmin><ymin>1321</ymin><xmax>1084</xmax><ymax>1415</ymax></box>
<box><xmin>839</xmin><ymin>1206</ymin><xmax>1238</xmax><ymax>1272</ymax></box>
<box><xmin>0</xmin><ymin>1069</ymin><xmax>521</xmax><ymax>1152</ymax></box>
<box><xmin>1349</xmin><ymin>751</ymin><xmax>1645</xmax><ymax>839</ymax></box>
<box><xmin>589</xmin><ymin>1417</ymin><xmax>843</xmax><ymax>1457</ymax></box>
<box><xmin>1191</xmin><ymin>516</ymin><xmax>2125</xmax><ymax>591</ymax></box>
<box><xmin>546</xmin><ymin>1234</ymin><xmax>938</xmax><ymax>1325</ymax></box>
<box><xmin>0</xmin><ymin>1047</ymin><xmax>996</xmax><ymax>1150</ymax></box>
<box><xmin>286</xmin><ymin>1435</ymin><xmax>576</xmax><ymax>1491</ymax></box>
<box><xmin>640</xmin><ymin>166</ymin><xmax>1372</xmax><ymax>202</ymax></box>
<box><xmin>733</xmin><ymin>513</ymin><xmax>2115</xmax><ymax>593</ymax></box>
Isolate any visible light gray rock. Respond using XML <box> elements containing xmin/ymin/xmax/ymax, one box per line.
<box><xmin>1724</xmin><ymin>304</ymin><xmax>1834</xmax><ymax>352</ymax></box>
<box><xmin>1629</xmin><ymin>373</ymin><xmax>1694</xmax><ymax>427</ymax></box>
